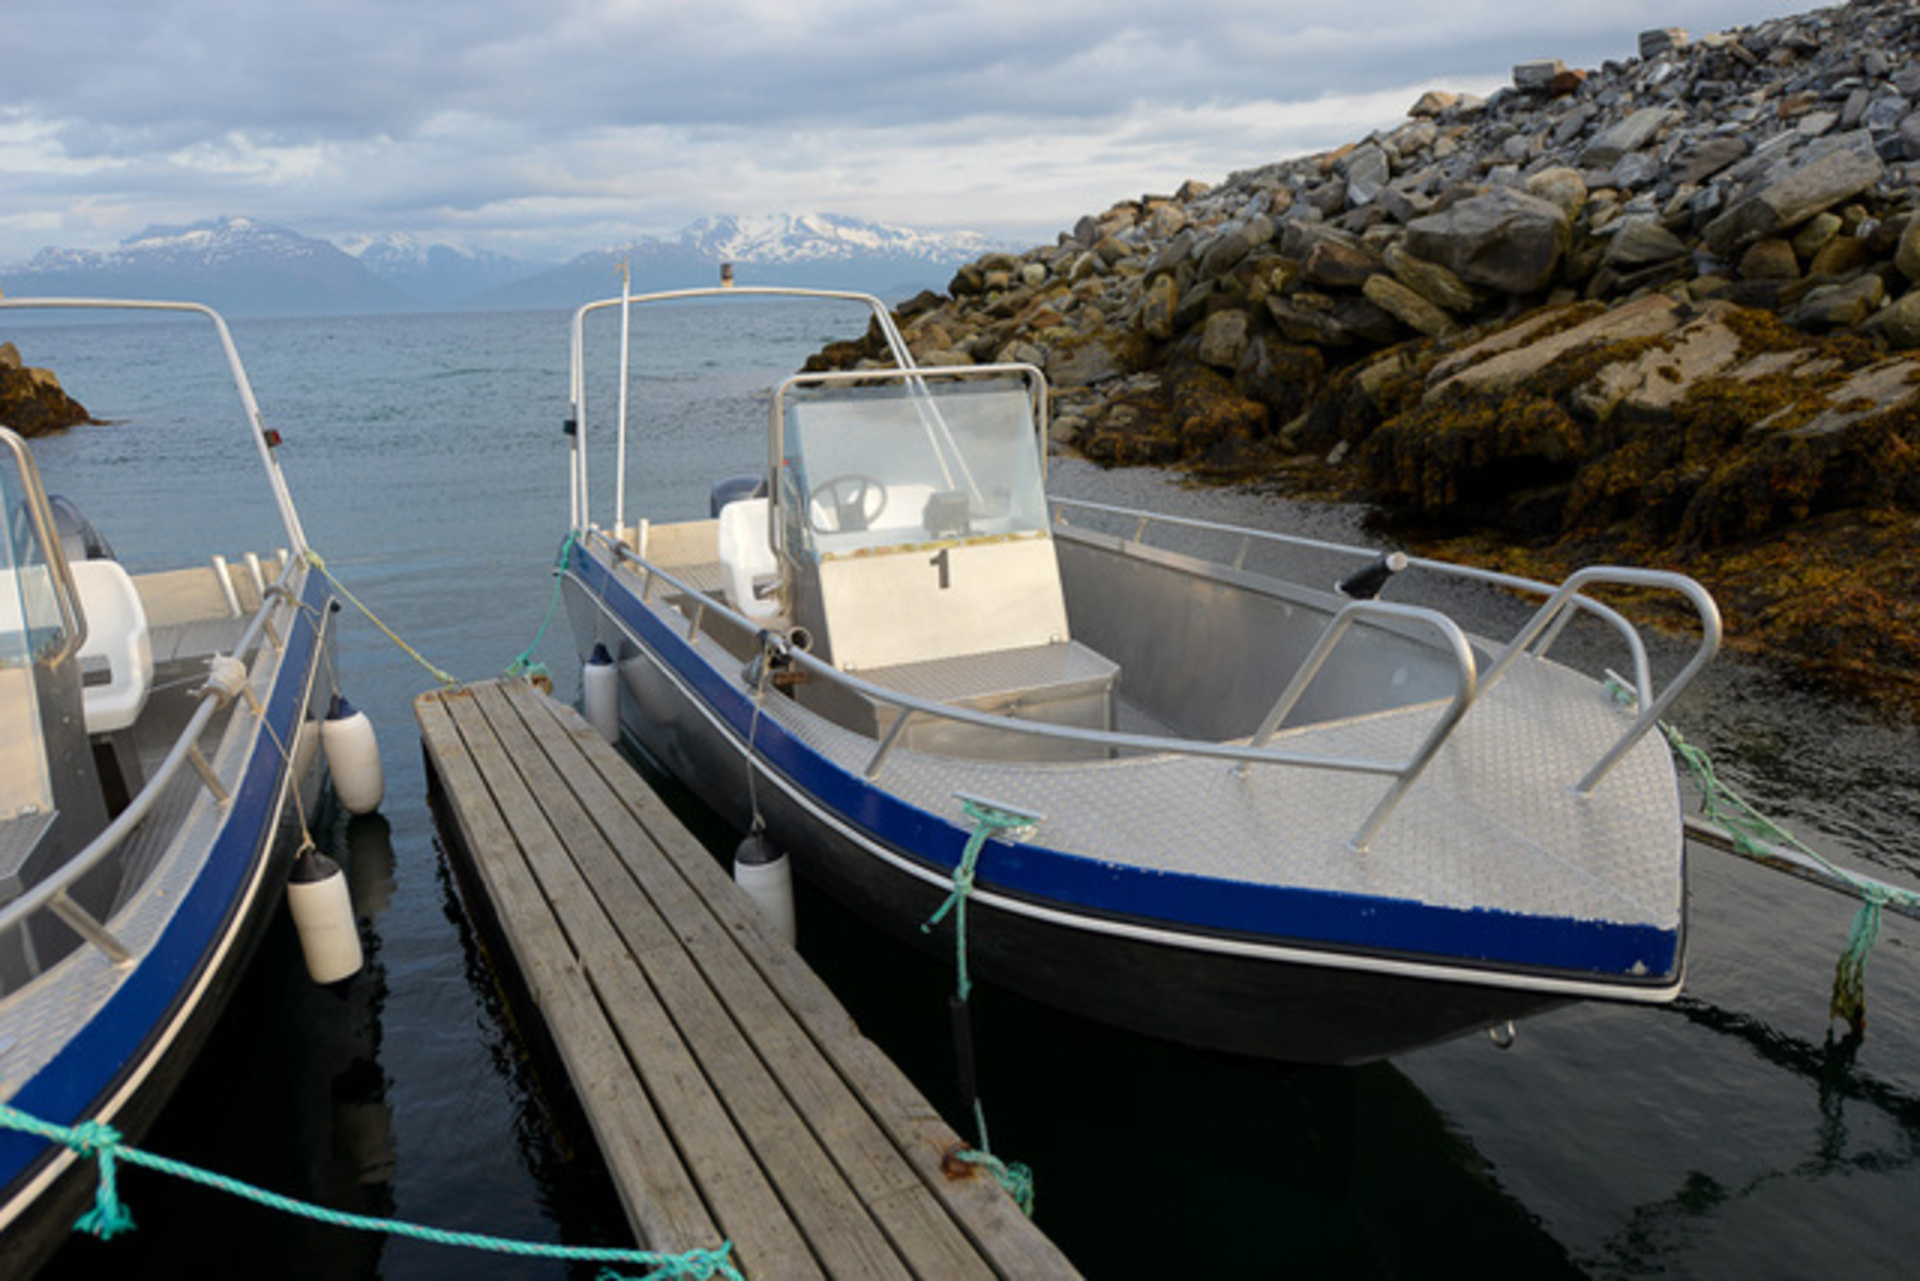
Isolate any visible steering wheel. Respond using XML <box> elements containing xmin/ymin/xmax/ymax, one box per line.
<box><xmin>808</xmin><ymin>473</ymin><xmax>889</xmax><ymax>533</ymax></box>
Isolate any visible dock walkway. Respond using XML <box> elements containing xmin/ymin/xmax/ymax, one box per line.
<box><xmin>415</xmin><ymin>678</ymin><xmax>1076</xmax><ymax>1279</ymax></box>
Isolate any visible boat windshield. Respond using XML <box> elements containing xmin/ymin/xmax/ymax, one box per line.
<box><xmin>0</xmin><ymin>440</ymin><xmax>69</xmax><ymax>666</ymax></box>
<box><xmin>777</xmin><ymin>372</ymin><xmax>1048</xmax><ymax>560</ymax></box>
<box><xmin>1</xmin><ymin>435</ymin><xmax>65</xmax><ymax>817</ymax></box>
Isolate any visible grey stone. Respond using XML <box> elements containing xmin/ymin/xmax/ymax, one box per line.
<box><xmin>1362</xmin><ymin>274</ymin><xmax>1455</xmax><ymax>336</ymax></box>
<box><xmin>1404</xmin><ymin>187</ymin><xmax>1570</xmax><ymax>295</ymax></box>
<box><xmin>1343</xmin><ymin>144</ymin><xmax>1392</xmax><ymax>207</ymax></box>
<box><xmin>1514</xmin><ymin>60</ymin><xmax>1567</xmax><ymax>94</ymax></box>
<box><xmin>1604</xmin><ymin>218</ymin><xmax>1691</xmax><ymax>267</ymax></box>
<box><xmin>1869</xmin><ymin>291</ymin><xmax>1920</xmax><ymax>348</ymax></box>
<box><xmin>1580</xmin><ymin>107</ymin><xmax>1675</xmax><ymax>168</ymax></box>
<box><xmin>1676</xmin><ymin>135</ymin><xmax>1750</xmax><ymax>184</ymax></box>
<box><xmin>1197</xmin><ymin>309</ymin><xmax>1251</xmax><ymax>370</ymax></box>
<box><xmin>1702</xmin><ymin>130</ymin><xmax>1884</xmax><ymax>255</ymax></box>
<box><xmin>1788</xmin><ymin>273</ymin><xmax>1885</xmax><ymax>329</ymax></box>
<box><xmin>1384</xmin><ymin>242</ymin><xmax>1483</xmax><ymax>313</ymax></box>
<box><xmin>1640</xmin><ymin>28</ymin><xmax>1689</xmax><ymax>60</ymax></box>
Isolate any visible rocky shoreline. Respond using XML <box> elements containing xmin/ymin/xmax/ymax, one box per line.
<box><xmin>812</xmin><ymin>1</ymin><xmax>1920</xmax><ymax>715</ymax></box>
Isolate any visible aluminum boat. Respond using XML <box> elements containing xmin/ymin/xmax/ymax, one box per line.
<box><xmin>559</xmin><ymin>284</ymin><xmax>1721</xmax><ymax>1065</ymax></box>
<box><xmin>0</xmin><ymin>299</ymin><xmax>340</xmax><ymax>1274</ymax></box>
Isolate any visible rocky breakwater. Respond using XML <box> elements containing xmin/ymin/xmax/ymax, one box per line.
<box><xmin>816</xmin><ymin>2</ymin><xmax>1920</xmax><ymax>709</ymax></box>
<box><xmin>0</xmin><ymin>341</ymin><xmax>93</xmax><ymax>437</ymax></box>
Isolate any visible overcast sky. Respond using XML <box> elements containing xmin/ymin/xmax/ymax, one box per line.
<box><xmin>1</xmin><ymin>1</ymin><xmax>1817</xmax><ymax>265</ymax></box>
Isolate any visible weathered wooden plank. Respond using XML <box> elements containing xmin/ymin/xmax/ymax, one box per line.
<box><xmin>415</xmin><ymin>688</ymin><xmax>721</xmax><ymax>1255</ymax></box>
<box><xmin>452</xmin><ymin>684</ymin><xmax>822</xmax><ymax>1280</ymax></box>
<box><xmin>473</xmin><ymin>682</ymin><xmax>905</xmax><ymax>1280</ymax></box>
<box><xmin>505</xmin><ymin>689</ymin><xmax>995</xmax><ymax>1281</ymax></box>
<box><xmin>500</xmin><ymin>679</ymin><xmax>1076</xmax><ymax>1278</ymax></box>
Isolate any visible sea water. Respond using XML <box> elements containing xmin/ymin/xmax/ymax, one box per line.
<box><xmin>9</xmin><ymin>304</ymin><xmax>1919</xmax><ymax>1278</ymax></box>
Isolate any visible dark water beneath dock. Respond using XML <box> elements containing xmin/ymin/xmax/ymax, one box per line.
<box><xmin>11</xmin><ymin>304</ymin><xmax>1920</xmax><ymax>1278</ymax></box>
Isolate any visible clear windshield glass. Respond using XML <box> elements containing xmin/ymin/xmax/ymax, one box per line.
<box><xmin>0</xmin><ymin>443</ymin><xmax>67</xmax><ymax>667</ymax></box>
<box><xmin>778</xmin><ymin>373</ymin><xmax>1047</xmax><ymax>560</ymax></box>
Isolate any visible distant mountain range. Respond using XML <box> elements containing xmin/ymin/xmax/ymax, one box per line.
<box><xmin>0</xmin><ymin>214</ymin><xmax>1007</xmax><ymax>317</ymax></box>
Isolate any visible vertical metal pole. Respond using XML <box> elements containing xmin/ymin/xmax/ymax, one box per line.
<box><xmin>615</xmin><ymin>260</ymin><xmax>632</xmax><ymax>539</ymax></box>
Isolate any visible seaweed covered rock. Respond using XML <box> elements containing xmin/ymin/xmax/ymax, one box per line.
<box><xmin>0</xmin><ymin>342</ymin><xmax>93</xmax><ymax>437</ymax></box>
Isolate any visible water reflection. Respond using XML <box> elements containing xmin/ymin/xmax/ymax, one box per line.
<box><xmin>40</xmin><ymin>805</ymin><xmax>397</xmax><ymax>1279</ymax></box>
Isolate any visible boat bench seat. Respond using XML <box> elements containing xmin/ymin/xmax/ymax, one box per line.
<box><xmin>857</xmin><ymin>639</ymin><xmax>1119</xmax><ymax>759</ymax></box>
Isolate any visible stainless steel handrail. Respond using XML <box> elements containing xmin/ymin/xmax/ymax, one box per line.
<box><xmin>1049</xmin><ymin>495</ymin><xmax>1723</xmax><ymax>791</ymax></box>
<box><xmin>567</xmin><ymin>285</ymin><xmax>913</xmax><ymax>535</ymax></box>
<box><xmin>1242</xmin><ymin>598</ymin><xmax>1481</xmax><ymax>850</ymax></box>
<box><xmin>1048</xmin><ymin>495</ymin><xmax>1652</xmax><ymax>652</ymax></box>
<box><xmin>587</xmin><ymin>529</ymin><xmax>1458</xmax><ymax>781</ymax></box>
<box><xmin>0</xmin><ymin>298</ymin><xmax>311</xmax><ymax>556</ymax></box>
<box><xmin>0</xmin><ymin>558</ymin><xmax>304</xmax><ymax>947</ymax></box>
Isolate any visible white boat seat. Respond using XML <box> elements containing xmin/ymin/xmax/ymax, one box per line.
<box><xmin>716</xmin><ymin>497</ymin><xmax>781</xmax><ymax>619</ymax></box>
<box><xmin>71</xmin><ymin>558</ymin><xmax>154</xmax><ymax>734</ymax></box>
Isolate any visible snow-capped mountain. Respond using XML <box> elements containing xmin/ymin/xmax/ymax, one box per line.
<box><xmin>4</xmin><ymin>217</ymin><xmax>414</xmax><ymax>316</ymax></box>
<box><xmin>0</xmin><ymin>213</ymin><xmax>1006</xmax><ymax>315</ymax></box>
<box><xmin>338</xmin><ymin>233</ymin><xmax>535</xmax><ymax>307</ymax></box>
<box><xmin>679</xmin><ymin>212</ymin><xmax>998</xmax><ymax>266</ymax></box>
<box><xmin>468</xmin><ymin>214</ymin><xmax>1006</xmax><ymax>309</ymax></box>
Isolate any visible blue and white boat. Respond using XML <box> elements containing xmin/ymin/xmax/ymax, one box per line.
<box><xmin>559</xmin><ymin>284</ymin><xmax>1722</xmax><ymax>1065</ymax></box>
<box><xmin>0</xmin><ymin>300</ymin><xmax>342</xmax><ymax>1274</ymax></box>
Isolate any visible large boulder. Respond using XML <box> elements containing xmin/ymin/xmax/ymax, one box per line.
<box><xmin>0</xmin><ymin>344</ymin><xmax>94</xmax><ymax>437</ymax></box>
<box><xmin>1702</xmin><ymin>130</ymin><xmax>1884</xmax><ymax>256</ymax></box>
<box><xmin>1404</xmin><ymin>187</ymin><xmax>1570</xmax><ymax>296</ymax></box>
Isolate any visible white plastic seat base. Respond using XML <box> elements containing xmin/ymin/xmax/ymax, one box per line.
<box><xmin>716</xmin><ymin>497</ymin><xmax>780</xmax><ymax>619</ymax></box>
<box><xmin>71</xmin><ymin>558</ymin><xmax>154</xmax><ymax>734</ymax></box>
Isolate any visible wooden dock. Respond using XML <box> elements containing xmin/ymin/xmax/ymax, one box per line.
<box><xmin>415</xmin><ymin>678</ymin><xmax>1078</xmax><ymax>1279</ymax></box>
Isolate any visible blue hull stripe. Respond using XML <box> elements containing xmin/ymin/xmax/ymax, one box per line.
<box><xmin>0</xmin><ymin>571</ymin><xmax>330</xmax><ymax>1191</ymax></box>
<box><xmin>571</xmin><ymin>544</ymin><xmax>1679</xmax><ymax>982</ymax></box>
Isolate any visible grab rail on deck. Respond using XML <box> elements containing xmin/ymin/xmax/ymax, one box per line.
<box><xmin>0</xmin><ymin>557</ymin><xmax>306</xmax><ymax>967</ymax></box>
<box><xmin>588</xmin><ymin>530</ymin><xmax>1481</xmax><ymax>849</ymax></box>
<box><xmin>1048</xmin><ymin>496</ymin><xmax>1722</xmax><ymax>792</ymax></box>
<box><xmin>1243</xmin><ymin>598</ymin><xmax>1480</xmax><ymax>851</ymax></box>
<box><xmin>1482</xmin><ymin>566</ymin><xmax>1721</xmax><ymax>793</ymax></box>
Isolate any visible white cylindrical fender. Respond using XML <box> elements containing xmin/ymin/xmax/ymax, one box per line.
<box><xmin>583</xmin><ymin>643</ymin><xmax>620</xmax><ymax>743</ymax></box>
<box><xmin>288</xmin><ymin>846</ymin><xmax>364</xmax><ymax>984</ymax></box>
<box><xmin>322</xmin><ymin>694</ymin><xmax>384</xmax><ymax>816</ymax></box>
<box><xmin>733</xmin><ymin>827</ymin><xmax>795</xmax><ymax>945</ymax></box>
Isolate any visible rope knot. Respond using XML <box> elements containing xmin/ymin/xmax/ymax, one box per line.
<box><xmin>67</xmin><ymin>1118</ymin><xmax>123</xmax><ymax>1157</ymax></box>
<box><xmin>62</xmin><ymin>1118</ymin><xmax>136</xmax><ymax>1239</ymax></box>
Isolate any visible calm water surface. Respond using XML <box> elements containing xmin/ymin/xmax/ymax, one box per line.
<box><xmin>9</xmin><ymin>305</ymin><xmax>1918</xmax><ymax>1278</ymax></box>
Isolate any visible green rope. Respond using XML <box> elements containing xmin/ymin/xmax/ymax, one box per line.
<box><xmin>919</xmin><ymin>798</ymin><xmax>1039</xmax><ymax>1215</ymax></box>
<box><xmin>949</xmin><ymin>1142</ymin><xmax>1036</xmax><ymax>1218</ymax></box>
<box><xmin>0</xmin><ymin>1102</ymin><xmax>740</xmax><ymax>1279</ymax></box>
<box><xmin>1607</xmin><ymin>676</ymin><xmax>1919</xmax><ymax>1036</ymax></box>
<box><xmin>921</xmin><ymin>798</ymin><xmax>1033</xmax><ymax>1002</ymax></box>
<box><xmin>506</xmin><ymin>533</ymin><xmax>578</xmax><ymax>683</ymax></box>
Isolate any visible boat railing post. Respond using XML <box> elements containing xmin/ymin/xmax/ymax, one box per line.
<box><xmin>865</xmin><ymin>710</ymin><xmax>915</xmax><ymax>780</ymax></box>
<box><xmin>47</xmin><ymin>890</ymin><xmax>133</xmax><ymax>967</ymax></box>
<box><xmin>1348</xmin><ymin>608</ymin><xmax>1480</xmax><ymax>851</ymax></box>
<box><xmin>1569</xmin><ymin>569</ymin><xmax>1721</xmax><ymax>794</ymax></box>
